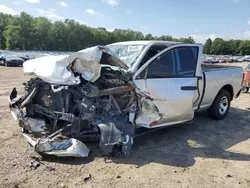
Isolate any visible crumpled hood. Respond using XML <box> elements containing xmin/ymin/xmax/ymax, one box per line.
<box><xmin>23</xmin><ymin>46</ymin><xmax>129</xmax><ymax>85</ymax></box>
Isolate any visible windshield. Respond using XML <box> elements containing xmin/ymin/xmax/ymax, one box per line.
<box><xmin>108</xmin><ymin>44</ymin><xmax>146</xmax><ymax>67</ymax></box>
<box><xmin>245</xmin><ymin>64</ymin><xmax>250</xmax><ymax>70</ymax></box>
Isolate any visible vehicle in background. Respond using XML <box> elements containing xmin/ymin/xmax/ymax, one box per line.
<box><xmin>238</xmin><ymin>56</ymin><xmax>250</xmax><ymax>62</ymax></box>
<box><xmin>204</xmin><ymin>57</ymin><xmax>219</xmax><ymax>64</ymax></box>
<box><xmin>20</xmin><ymin>55</ymin><xmax>30</xmax><ymax>61</ymax></box>
<box><xmin>241</xmin><ymin>64</ymin><xmax>250</xmax><ymax>93</ymax></box>
<box><xmin>0</xmin><ymin>54</ymin><xmax>25</xmax><ymax>67</ymax></box>
<box><xmin>20</xmin><ymin>54</ymin><xmax>37</xmax><ymax>61</ymax></box>
<box><xmin>245</xmin><ymin>58</ymin><xmax>250</xmax><ymax>62</ymax></box>
<box><xmin>220</xmin><ymin>57</ymin><xmax>234</xmax><ymax>63</ymax></box>
<box><xmin>231</xmin><ymin>56</ymin><xmax>242</xmax><ymax>62</ymax></box>
<box><xmin>202</xmin><ymin>57</ymin><xmax>210</xmax><ymax>64</ymax></box>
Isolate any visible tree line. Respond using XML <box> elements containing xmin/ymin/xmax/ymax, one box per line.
<box><xmin>0</xmin><ymin>12</ymin><xmax>249</xmax><ymax>55</ymax></box>
<box><xmin>0</xmin><ymin>12</ymin><xmax>195</xmax><ymax>51</ymax></box>
<box><xmin>203</xmin><ymin>38</ymin><xmax>250</xmax><ymax>55</ymax></box>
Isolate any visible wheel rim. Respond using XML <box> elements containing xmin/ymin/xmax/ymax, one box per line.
<box><xmin>242</xmin><ymin>87</ymin><xmax>247</xmax><ymax>93</ymax></box>
<box><xmin>219</xmin><ymin>96</ymin><xmax>228</xmax><ymax>115</ymax></box>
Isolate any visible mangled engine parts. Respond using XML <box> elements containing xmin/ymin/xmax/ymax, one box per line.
<box><xmin>8</xmin><ymin>45</ymin><xmax>162</xmax><ymax>158</ymax></box>
<box><xmin>9</xmin><ymin>74</ymin><xmax>137</xmax><ymax>157</ymax></box>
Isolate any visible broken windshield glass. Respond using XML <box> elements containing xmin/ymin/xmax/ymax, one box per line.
<box><xmin>108</xmin><ymin>44</ymin><xmax>146</xmax><ymax>67</ymax></box>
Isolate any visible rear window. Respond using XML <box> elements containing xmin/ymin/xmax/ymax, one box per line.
<box><xmin>174</xmin><ymin>47</ymin><xmax>198</xmax><ymax>76</ymax></box>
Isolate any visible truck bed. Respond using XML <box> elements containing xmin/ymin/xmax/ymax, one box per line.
<box><xmin>201</xmin><ymin>63</ymin><xmax>240</xmax><ymax>72</ymax></box>
<box><xmin>200</xmin><ymin>63</ymin><xmax>243</xmax><ymax>109</ymax></box>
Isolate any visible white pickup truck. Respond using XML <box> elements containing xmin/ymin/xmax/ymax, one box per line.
<box><xmin>8</xmin><ymin>40</ymin><xmax>243</xmax><ymax>157</ymax></box>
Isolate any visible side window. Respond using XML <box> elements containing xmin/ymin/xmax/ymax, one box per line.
<box><xmin>147</xmin><ymin>50</ymin><xmax>175</xmax><ymax>78</ymax></box>
<box><xmin>174</xmin><ymin>47</ymin><xmax>198</xmax><ymax>76</ymax></box>
<box><xmin>140</xmin><ymin>46</ymin><xmax>198</xmax><ymax>79</ymax></box>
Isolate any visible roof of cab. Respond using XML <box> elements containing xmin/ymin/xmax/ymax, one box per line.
<box><xmin>107</xmin><ymin>40</ymin><xmax>182</xmax><ymax>46</ymax></box>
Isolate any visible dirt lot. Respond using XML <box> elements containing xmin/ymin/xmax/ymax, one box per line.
<box><xmin>1</xmin><ymin>63</ymin><xmax>250</xmax><ymax>188</ymax></box>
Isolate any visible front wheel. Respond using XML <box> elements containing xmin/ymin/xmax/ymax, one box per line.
<box><xmin>208</xmin><ymin>89</ymin><xmax>231</xmax><ymax>120</ymax></box>
<box><xmin>241</xmin><ymin>87</ymin><xmax>249</xmax><ymax>93</ymax></box>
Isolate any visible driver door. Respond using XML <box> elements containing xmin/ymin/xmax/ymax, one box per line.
<box><xmin>133</xmin><ymin>44</ymin><xmax>202</xmax><ymax>128</ymax></box>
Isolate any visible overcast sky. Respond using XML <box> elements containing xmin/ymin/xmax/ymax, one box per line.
<box><xmin>0</xmin><ymin>0</ymin><xmax>250</xmax><ymax>43</ymax></box>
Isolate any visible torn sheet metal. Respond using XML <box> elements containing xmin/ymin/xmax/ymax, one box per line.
<box><xmin>36</xmin><ymin>138</ymin><xmax>90</xmax><ymax>157</ymax></box>
<box><xmin>71</xmin><ymin>46</ymin><xmax>129</xmax><ymax>81</ymax></box>
<box><xmin>135</xmin><ymin>98</ymin><xmax>162</xmax><ymax>128</ymax></box>
<box><xmin>19</xmin><ymin>117</ymin><xmax>46</xmax><ymax>134</ymax></box>
<box><xmin>23</xmin><ymin>46</ymin><xmax>128</xmax><ymax>85</ymax></box>
<box><xmin>97</xmin><ymin>114</ymin><xmax>134</xmax><ymax>155</ymax></box>
<box><xmin>9</xmin><ymin>106</ymin><xmax>25</xmax><ymax>121</ymax></box>
<box><xmin>23</xmin><ymin>133</ymin><xmax>89</xmax><ymax>158</ymax></box>
<box><xmin>97</xmin><ymin>46</ymin><xmax>129</xmax><ymax>70</ymax></box>
<box><xmin>23</xmin><ymin>55</ymin><xmax>79</xmax><ymax>85</ymax></box>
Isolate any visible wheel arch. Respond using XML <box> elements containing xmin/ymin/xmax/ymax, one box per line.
<box><xmin>216</xmin><ymin>84</ymin><xmax>234</xmax><ymax>101</ymax></box>
<box><xmin>208</xmin><ymin>85</ymin><xmax>233</xmax><ymax>120</ymax></box>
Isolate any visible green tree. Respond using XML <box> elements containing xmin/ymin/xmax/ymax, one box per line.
<box><xmin>16</xmin><ymin>12</ymin><xmax>35</xmax><ymax>50</ymax></box>
<box><xmin>34</xmin><ymin>17</ymin><xmax>52</xmax><ymax>50</ymax></box>
<box><xmin>178</xmin><ymin>36</ymin><xmax>195</xmax><ymax>43</ymax></box>
<box><xmin>3</xmin><ymin>25</ymin><xmax>22</xmax><ymax>50</ymax></box>
<box><xmin>49</xmin><ymin>21</ymin><xmax>68</xmax><ymax>51</ymax></box>
<box><xmin>1</xmin><ymin>11</ymin><xmax>250</xmax><ymax>53</ymax></box>
<box><xmin>228</xmin><ymin>40</ymin><xmax>241</xmax><ymax>55</ymax></box>
<box><xmin>203</xmin><ymin>38</ymin><xmax>212</xmax><ymax>54</ymax></box>
<box><xmin>157</xmin><ymin>35</ymin><xmax>173</xmax><ymax>41</ymax></box>
<box><xmin>239</xmin><ymin>40</ymin><xmax>250</xmax><ymax>55</ymax></box>
<box><xmin>144</xmin><ymin>34</ymin><xmax>154</xmax><ymax>40</ymax></box>
<box><xmin>0</xmin><ymin>13</ymin><xmax>13</xmax><ymax>49</ymax></box>
<box><xmin>211</xmin><ymin>38</ymin><xmax>230</xmax><ymax>55</ymax></box>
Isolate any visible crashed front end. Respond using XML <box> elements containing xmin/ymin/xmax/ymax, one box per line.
<box><xmin>8</xmin><ymin>45</ymin><xmax>161</xmax><ymax>158</ymax></box>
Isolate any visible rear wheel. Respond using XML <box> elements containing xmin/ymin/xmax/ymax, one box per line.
<box><xmin>208</xmin><ymin>89</ymin><xmax>231</xmax><ymax>120</ymax></box>
<box><xmin>241</xmin><ymin>87</ymin><xmax>249</xmax><ymax>93</ymax></box>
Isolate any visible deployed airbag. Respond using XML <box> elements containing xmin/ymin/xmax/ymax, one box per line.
<box><xmin>23</xmin><ymin>46</ymin><xmax>128</xmax><ymax>85</ymax></box>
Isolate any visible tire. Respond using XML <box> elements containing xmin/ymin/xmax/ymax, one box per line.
<box><xmin>241</xmin><ymin>87</ymin><xmax>249</xmax><ymax>93</ymax></box>
<box><xmin>208</xmin><ymin>89</ymin><xmax>231</xmax><ymax>120</ymax></box>
<box><xmin>111</xmin><ymin>144</ymin><xmax>123</xmax><ymax>157</ymax></box>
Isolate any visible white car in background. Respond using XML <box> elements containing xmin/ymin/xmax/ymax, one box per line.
<box><xmin>238</xmin><ymin>56</ymin><xmax>250</xmax><ymax>62</ymax></box>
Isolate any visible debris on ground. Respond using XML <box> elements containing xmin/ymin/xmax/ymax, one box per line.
<box><xmin>83</xmin><ymin>174</ymin><xmax>92</xmax><ymax>182</ymax></box>
<box><xmin>29</xmin><ymin>159</ymin><xmax>40</xmax><ymax>169</ymax></box>
<box><xmin>12</xmin><ymin>184</ymin><xmax>19</xmax><ymax>188</ymax></box>
<box><xmin>57</xmin><ymin>183</ymin><xmax>68</xmax><ymax>188</ymax></box>
<box><xmin>45</xmin><ymin>166</ymin><xmax>56</xmax><ymax>171</ymax></box>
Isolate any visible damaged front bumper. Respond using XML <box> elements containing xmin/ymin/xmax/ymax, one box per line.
<box><xmin>8</xmin><ymin>87</ymin><xmax>136</xmax><ymax>158</ymax></box>
<box><xmin>9</xmin><ymin>97</ymin><xmax>90</xmax><ymax>158</ymax></box>
<box><xmin>23</xmin><ymin>133</ymin><xmax>90</xmax><ymax>158</ymax></box>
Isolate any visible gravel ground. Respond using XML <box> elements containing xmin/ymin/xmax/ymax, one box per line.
<box><xmin>0</xmin><ymin>63</ymin><xmax>250</xmax><ymax>188</ymax></box>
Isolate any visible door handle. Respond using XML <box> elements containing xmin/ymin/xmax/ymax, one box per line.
<box><xmin>181</xmin><ymin>86</ymin><xmax>197</xmax><ymax>90</ymax></box>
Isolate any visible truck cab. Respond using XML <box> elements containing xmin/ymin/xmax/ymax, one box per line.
<box><xmin>108</xmin><ymin>41</ymin><xmax>243</xmax><ymax>127</ymax></box>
